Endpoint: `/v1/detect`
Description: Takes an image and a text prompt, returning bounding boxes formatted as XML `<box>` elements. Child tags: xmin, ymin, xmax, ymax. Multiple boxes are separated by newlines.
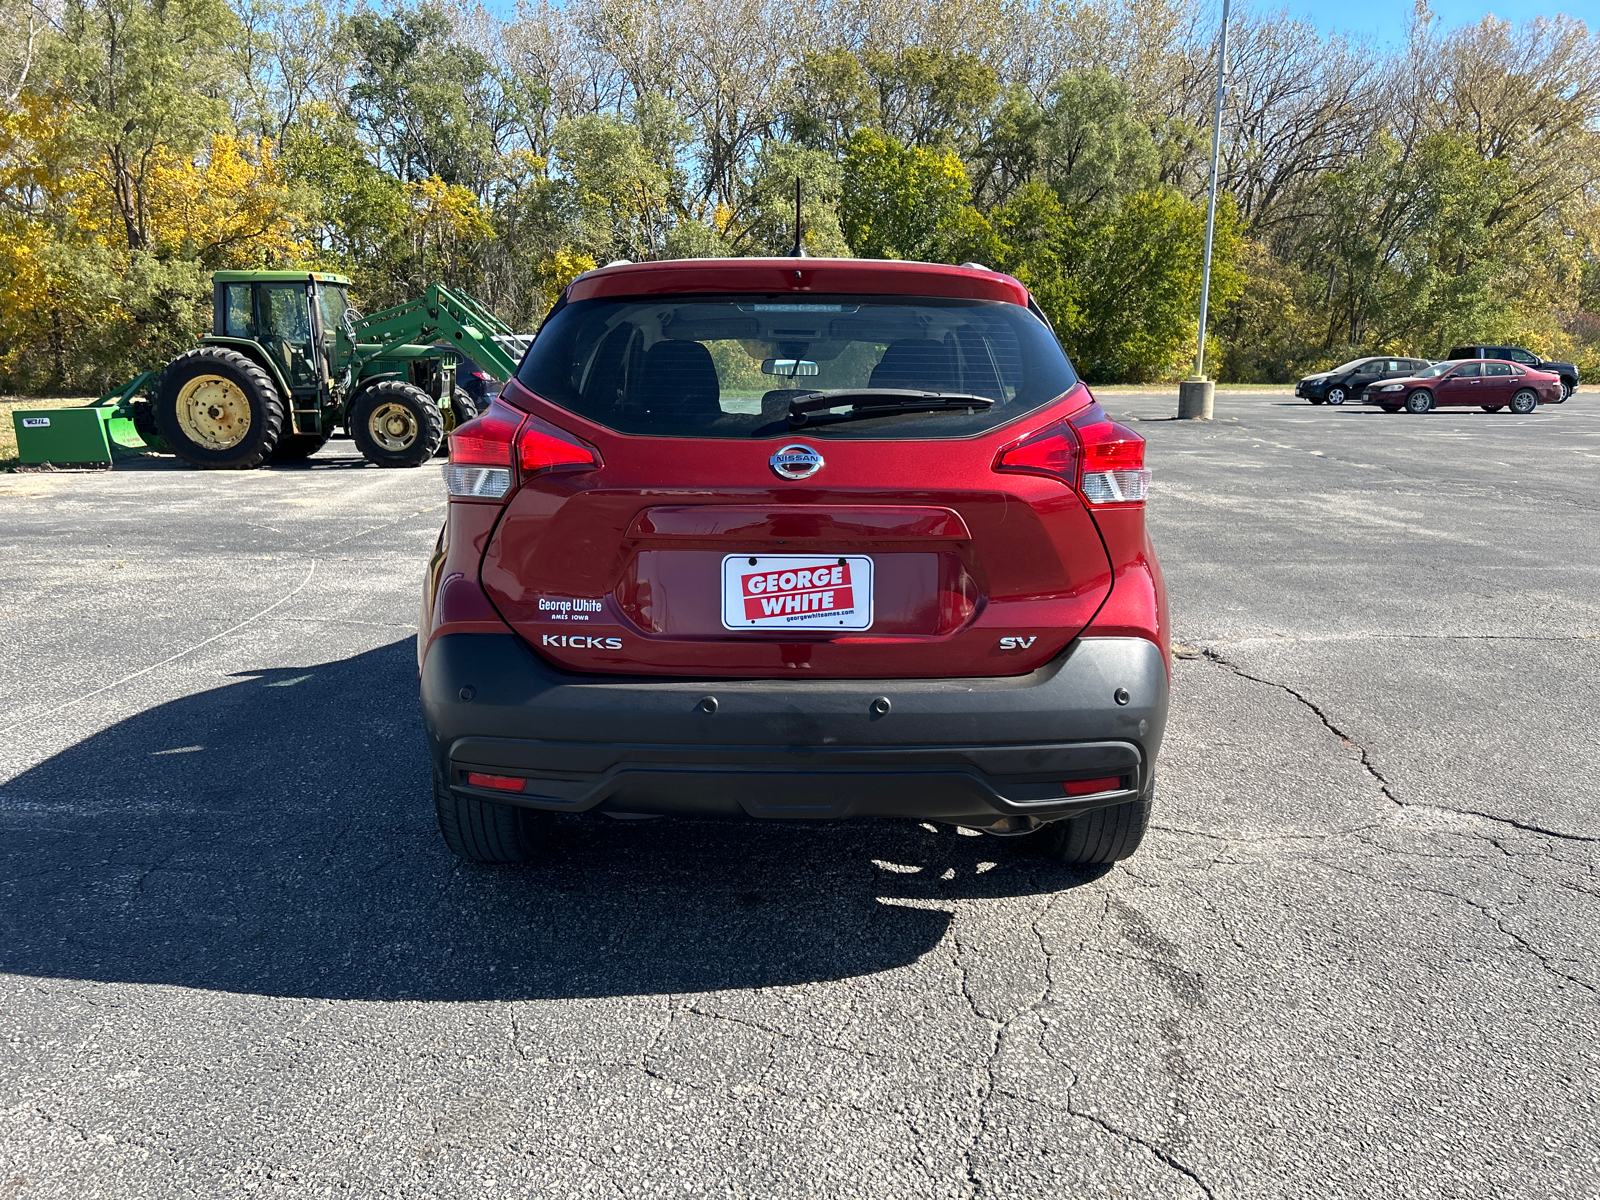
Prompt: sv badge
<box><xmin>998</xmin><ymin>636</ymin><xmax>1037</xmax><ymax>650</ymax></box>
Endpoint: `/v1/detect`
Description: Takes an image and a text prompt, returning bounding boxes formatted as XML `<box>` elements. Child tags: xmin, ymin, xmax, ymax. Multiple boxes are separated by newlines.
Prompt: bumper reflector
<box><xmin>466</xmin><ymin>771</ymin><xmax>526</xmax><ymax>792</ymax></box>
<box><xmin>445</xmin><ymin>464</ymin><xmax>512</xmax><ymax>499</ymax></box>
<box><xmin>1062</xmin><ymin>776</ymin><xmax>1123</xmax><ymax>796</ymax></box>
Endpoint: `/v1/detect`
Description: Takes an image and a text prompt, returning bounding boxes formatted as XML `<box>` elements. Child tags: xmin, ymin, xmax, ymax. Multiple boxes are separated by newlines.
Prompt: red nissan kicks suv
<box><xmin>418</xmin><ymin>259</ymin><xmax>1169</xmax><ymax>865</ymax></box>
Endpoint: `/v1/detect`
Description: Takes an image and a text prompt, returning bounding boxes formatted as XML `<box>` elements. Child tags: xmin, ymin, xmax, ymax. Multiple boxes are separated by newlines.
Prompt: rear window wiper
<box><xmin>787</xmin><ymin>389</ymin><xmax>996</xmax><ymax>428</ymax></box>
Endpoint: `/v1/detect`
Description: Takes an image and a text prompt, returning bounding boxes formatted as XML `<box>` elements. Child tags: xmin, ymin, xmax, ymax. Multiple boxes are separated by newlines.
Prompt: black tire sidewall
<box><xmin>1510</xmin><ymin>390</ymin><xmax>1538</xmax><ymax>414</ymax></box>
<box><xmin>350</xmin><ymin>381</ymin><xmax>445</xmax><ymax>468</ymax></box>
<box><xmin>1406</xmin><ymin>390</ymin><xmax>1432</xmax><ymax>414</ymax></box>
<box><xmin>155</xmin><ymin>348</ymin><xmax>285</xmax><ymax>469</ymax></box>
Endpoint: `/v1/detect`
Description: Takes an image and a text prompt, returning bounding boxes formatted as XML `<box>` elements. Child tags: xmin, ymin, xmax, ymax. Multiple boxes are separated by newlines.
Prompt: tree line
<box><xmin>2</xmin><ymin>0</ymin><xmax>1598</xmax><ymax>392</ymax></box>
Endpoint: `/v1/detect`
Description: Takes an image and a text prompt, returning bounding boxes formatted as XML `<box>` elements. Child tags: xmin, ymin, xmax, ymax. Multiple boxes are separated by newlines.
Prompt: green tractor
<box><xmin>14</xmin><ymin>270</ymin><xmax>525</xmax><ymax>471</ymax></box>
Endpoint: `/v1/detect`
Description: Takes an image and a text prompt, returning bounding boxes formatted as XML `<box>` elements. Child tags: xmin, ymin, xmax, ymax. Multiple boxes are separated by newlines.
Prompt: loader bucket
<box><xmin>12</xmin><ymin>372</ymin><xmax>159</xmax><ymax>468</ymax></box>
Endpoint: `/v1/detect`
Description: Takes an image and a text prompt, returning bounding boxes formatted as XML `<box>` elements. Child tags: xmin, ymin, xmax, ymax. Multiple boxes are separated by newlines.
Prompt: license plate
<box><xmin>721</xmin><ymin>554</ymin><xmax>873</xmax><ymax>631</ymax></box>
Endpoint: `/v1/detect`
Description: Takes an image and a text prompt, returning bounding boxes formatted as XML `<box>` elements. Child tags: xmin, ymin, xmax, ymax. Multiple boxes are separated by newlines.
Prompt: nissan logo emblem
<box><xmin>770</xmin><ymin>444</ymin><xmax>824</xmax><ymax>480</ymax></box>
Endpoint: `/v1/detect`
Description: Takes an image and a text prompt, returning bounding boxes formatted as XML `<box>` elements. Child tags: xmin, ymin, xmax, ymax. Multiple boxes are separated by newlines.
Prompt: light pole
<box><xmin>1178</xmin><ymin>0</ymin><xmax>1231</xmax><ymax>420</ymax></box>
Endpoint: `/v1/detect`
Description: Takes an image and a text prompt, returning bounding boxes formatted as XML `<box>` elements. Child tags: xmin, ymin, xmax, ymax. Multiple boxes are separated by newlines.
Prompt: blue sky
<box><xmin>1278</xmin><ymin>0</ymin><xmax>1592</xmax><ymax>44</ymax></box>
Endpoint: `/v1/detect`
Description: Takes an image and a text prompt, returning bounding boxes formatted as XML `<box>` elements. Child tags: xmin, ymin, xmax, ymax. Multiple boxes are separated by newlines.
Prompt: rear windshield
<box><xmin>515</xmin><ymin>293</ymin><xmax>1078</xmax><ymax>439</ymax></box>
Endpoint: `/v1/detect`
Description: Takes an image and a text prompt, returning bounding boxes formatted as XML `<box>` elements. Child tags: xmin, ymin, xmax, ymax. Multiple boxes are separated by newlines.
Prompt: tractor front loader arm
<box><xmin>343</xmin><ymin>284</ymin><xmax>523</xmax><ymax>382</ymax></box>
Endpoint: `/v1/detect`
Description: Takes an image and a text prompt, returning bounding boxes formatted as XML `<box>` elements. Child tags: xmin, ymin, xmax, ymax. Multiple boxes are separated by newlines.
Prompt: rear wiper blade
<box><xmin>787</xmin><ymin>389</ymin><xmax>996</xmax><ymax>428</ymax></box>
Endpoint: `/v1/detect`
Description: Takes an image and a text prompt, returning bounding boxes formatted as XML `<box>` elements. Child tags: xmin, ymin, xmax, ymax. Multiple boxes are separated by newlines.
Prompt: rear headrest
<box><xmin>634</xmin><ymin>340</ymin><xmax>721</xmax><ymax>416</ymax></box>
<box><xmin>869</xmin><ymin>339</ymin><xmax>957</xmax><ymax>392</ymax></box>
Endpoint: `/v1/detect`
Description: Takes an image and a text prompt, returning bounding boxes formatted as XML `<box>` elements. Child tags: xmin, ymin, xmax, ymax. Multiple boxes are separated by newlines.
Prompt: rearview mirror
<box><xmin>762</xmin><ymin>359</ymin><xmax>818</xmax><ymax>377</ymax></box>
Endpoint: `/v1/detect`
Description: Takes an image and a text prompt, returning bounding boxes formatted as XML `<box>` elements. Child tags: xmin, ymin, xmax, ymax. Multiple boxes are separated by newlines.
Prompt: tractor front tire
<box><xmin>154</xmin><ymin>347</ymin><xmax>285</xmax><ymax>470</ymax></box>
<box><xmin>350</xmin><ymin>380</ymin><xmax>445</xmax><ymax>468</ymax></box>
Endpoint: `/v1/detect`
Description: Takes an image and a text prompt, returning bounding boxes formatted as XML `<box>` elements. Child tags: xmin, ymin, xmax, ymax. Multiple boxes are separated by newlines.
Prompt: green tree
<box><xmin>552</xmin><ymin>112</ymin><xmax>674</xmax><ymax>262</ymax></box>
<box><xmin>995</xmin><ymin>183</ymin><xmax>1239</xmax><ymax>382</ymax></box>
<box><xmin>346</xmin><ymin>4</ymin><xmax>501</xmax><ymax>189</ymax></box>
<box><xmin>726</xmin><ymin>141</ymin><xmax>850</xmax><ymax>256</ymax></box>
<box><xmin>839</xmin><ymin>129</ymin><xmax>995</xmax><ymax>262</ymax></box>
<box><xmin>48</xmin><ymin>0</ymin><xmax>239</xmax><ymax>251</ymax></box>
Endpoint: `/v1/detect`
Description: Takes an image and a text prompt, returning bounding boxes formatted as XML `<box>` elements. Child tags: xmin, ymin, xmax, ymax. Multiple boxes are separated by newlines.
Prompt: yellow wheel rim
<box><xmin>368</xmin><ymin>401</ymin><xmax>419</xmax><ymax>452</ymax></box>
<box><xmin>176</xmin><ymin>375</ymin><xmax>251</xmax><ymax>450</ymax></box>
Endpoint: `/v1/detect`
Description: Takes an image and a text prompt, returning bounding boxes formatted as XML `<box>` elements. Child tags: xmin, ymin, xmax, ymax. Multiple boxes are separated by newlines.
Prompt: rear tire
<box><xmin>1479</xmin><ymin>405</ymin><xmax>1504</xmax><ymax>412</ymax></box>
<box><xmin>1558</xmin><ymin>380</ymin><xmax>1574</xmax><ymax>402</ymax></box>
<box><xmin>432</xmin><ymin>770</ymin><xmax>550</xmax><ymax>863</ymax></box>
<box><xmin>350</xmin><ymin>380</ymin><xmax>445</xmax><ymax>468</ymax></box>
<box><xmin>154</xmin><ymin>346</ymin><xmax>285</xmax><ymax>469</ymax></box>
<box><xmin>1509</xmin><ymin>389</ymin><xmax>1538</xmax><ymax>414</ymax></box>
<box><xmin>1038</xmin><ymin>797</ymin><xmax>1151</xmax><ymax>864</ymax></box>
<box><xmin>1380</xmin><ymin>405</ymin><xmax>1402</xmax><ymax>413</ymax></box>
<box><xmin>1405</xmin><ymin>389</ymin><xmax>1433</xmax><ymax>414</ymax></box>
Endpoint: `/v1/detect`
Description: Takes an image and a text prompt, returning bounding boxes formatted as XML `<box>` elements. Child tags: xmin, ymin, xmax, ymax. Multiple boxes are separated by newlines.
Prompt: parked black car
<box><xmin>453</xmin><ymin>352</ymin><xmax>498</xmax><ymax>409</ymax></box>
<box><xmin>1295</xmin><ymin>357</ymin><xmax>1433</xmax><ymax>405</ymax></box>
<box><xmin>1445</xmin><ymin>345</ymin><xmax>1579</xmax><ymax>401</ymax></box>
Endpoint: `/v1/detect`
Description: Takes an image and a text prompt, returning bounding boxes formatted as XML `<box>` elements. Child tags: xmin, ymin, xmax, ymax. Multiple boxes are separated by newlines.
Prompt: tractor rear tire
<box><xmin>350</xmin><ymin>380</ymin><xmax>445</xmax><ymax>468</ymax></box>
<box><xmin>154</xmin><ymin>347</ymin><xmax>285</xmax><ymax>470</ymax></box>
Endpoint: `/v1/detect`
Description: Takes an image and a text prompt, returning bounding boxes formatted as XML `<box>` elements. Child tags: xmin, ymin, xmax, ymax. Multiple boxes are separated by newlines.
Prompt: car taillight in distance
<box><xmin>445</xmin><ymin>400</ymin><xmax>599</xmax><ymax>500</ymax></box>
<box><xmin>994</xmin><ymin>402</ymin><xmax>1150</xmax><ymax>504</ymax></box>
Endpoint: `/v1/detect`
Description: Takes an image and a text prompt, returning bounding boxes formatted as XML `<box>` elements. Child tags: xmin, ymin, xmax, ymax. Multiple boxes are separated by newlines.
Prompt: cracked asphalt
<box><xmin>1</xmin><ymin>389</ymin><xmax>1597</xmax><ymax>1199</ymax></box>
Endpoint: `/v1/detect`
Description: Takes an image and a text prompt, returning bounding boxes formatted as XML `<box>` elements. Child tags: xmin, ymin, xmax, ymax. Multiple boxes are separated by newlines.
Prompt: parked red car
<box><xmin>1363</xmin><ymin>358</ymin><xmax>1564</xmax><ymax>413</ymax></box>
<box><xmin>418</xmin><ymin>258</ymin><xmax>1168</xmax><ymax>866</ymax></box>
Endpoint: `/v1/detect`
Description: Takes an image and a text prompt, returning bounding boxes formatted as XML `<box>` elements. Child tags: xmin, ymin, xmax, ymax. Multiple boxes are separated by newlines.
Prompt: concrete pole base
<box><xmin>1178</xmin><ymin>379</ymin><xmax>1215</xmax><ymax>420</ymax></box>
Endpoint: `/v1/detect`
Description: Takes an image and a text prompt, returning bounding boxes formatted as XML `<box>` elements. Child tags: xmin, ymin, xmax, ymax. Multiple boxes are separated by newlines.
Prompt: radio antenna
<box><xmin>786</xmin><ymin>177</ymin><xmax>807</xmax><ymax>257</ymax></box>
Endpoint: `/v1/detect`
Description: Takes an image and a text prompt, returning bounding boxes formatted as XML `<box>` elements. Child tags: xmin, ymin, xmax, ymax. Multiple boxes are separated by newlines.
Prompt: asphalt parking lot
<box><xmin>2</xmin><ymin>390</ymin><xmax>1597</xmax><ymax>1199</ymax></box>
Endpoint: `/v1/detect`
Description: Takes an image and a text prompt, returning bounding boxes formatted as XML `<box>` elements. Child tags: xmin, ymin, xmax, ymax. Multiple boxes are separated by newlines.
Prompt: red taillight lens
<box><xmin>1072</xmin><ymin>405</ymin><xmax>1149</xmax><ymax>504</ymax></box>
<box><xmin>1062</xmin><ymin>776</ymin><xmax>1124</xmax><ymax>796</ymax></box>
<box><xmin>994</xmin><ymin>402</ymin><xmax>1149</xmax><ymax>504</ymax></box>
<box><xmin>995</xmin><ymin>418</ymin><xmax>1079</xmax><ymax>483</ymax></box>
<box><xmin>445</xmin><ymin>402</ymin><xmax>598</xmax><ymax>500</ymax></box>
<box><xmin>449</xmin><ymin>398</ymin><xmax>524</xmax><ymax>467</ymax></box>
<box><xmin>517</xmin><ymin>418</ymin><xmax>599</xmax><ymax>474</ymax></box>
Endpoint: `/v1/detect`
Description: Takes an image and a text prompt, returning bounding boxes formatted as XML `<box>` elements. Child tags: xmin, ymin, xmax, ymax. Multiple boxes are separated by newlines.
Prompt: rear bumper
<box><xmin>420</xmin><ymin>634</ymin><xmax>1169</xmax><ymax>827</ymax></box>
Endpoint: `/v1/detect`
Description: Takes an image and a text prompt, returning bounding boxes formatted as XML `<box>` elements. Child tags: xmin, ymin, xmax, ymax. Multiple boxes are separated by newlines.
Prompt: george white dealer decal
<box><xmin>542</xmin><ymin>634</ymin><xmax>622</xmax><ymax>649</ymax></box>
<box><xmin>538</xmin><ymin>595</ymin><xmax>604</xmax><ymax>622</ymax></box>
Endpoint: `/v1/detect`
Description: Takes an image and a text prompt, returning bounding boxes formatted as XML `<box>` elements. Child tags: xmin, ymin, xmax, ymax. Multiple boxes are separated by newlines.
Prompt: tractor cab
<box><xmin>212</xmin><ymin>270</ymin><xmax>350</xmax><ymax>399</ymax></box>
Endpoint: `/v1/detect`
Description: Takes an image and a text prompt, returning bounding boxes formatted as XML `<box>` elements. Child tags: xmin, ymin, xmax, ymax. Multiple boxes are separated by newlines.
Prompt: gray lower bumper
<box><xmin>420</xmin><ymin>635</ymin><xmax>1169</xmax><ymax>825</ymax></box>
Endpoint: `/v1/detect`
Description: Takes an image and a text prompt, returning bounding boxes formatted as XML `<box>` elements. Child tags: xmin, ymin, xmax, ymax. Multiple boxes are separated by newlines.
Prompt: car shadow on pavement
<box><xmin>0</xmin><ymin>638</ymin><xmax>1102</xmax><ymax>1002</ymax></box>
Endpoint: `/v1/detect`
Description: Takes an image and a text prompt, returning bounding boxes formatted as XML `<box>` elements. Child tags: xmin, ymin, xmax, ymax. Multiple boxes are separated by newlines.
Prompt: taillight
<box><xmin>994</xmin><ymin>402</ymin><xmax>1150</xmax><ymax>505</ymax></box>
<box><xmin>445</xmin><ymin>401</ymin><xmax>599</xmax><ymax>500</ymax></box>
<box><xmin>1072</xmin><ymin>406</ymin><xmax>1150</xmax><ymax>504</ymax></box>
<box><xmin>446</xmin><ymin>399</ymin><xmax>523</xmax><ymax>499</ymax></box>
<box><xmin>518</xmin><ymin>419</ymin><xmax>599</xmax><ymax>474</ymax></box>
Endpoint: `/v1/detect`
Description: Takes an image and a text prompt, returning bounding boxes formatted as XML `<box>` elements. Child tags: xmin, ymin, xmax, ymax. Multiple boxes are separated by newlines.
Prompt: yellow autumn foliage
<box><xmin>144</xmin><ymin>135</ymin><xmax>304</xmax><ymax>266</ymax></box>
